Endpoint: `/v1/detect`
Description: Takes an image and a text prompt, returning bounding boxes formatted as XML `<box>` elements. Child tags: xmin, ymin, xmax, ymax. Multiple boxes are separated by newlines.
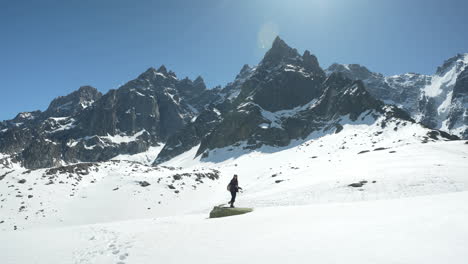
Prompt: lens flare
<box><xmin>257</xmin><ymin>22</ymin><xmax>279</xmax><ymax>49</ymax></box>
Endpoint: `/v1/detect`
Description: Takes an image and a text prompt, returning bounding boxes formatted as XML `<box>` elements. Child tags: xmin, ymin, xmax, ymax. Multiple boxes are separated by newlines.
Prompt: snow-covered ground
<box><xmin>1</xmin><ymin>123</ymin><xmax>468</xmax><ymax>263</ymax></box>
<box><xmin>111</xmin><ymin>145</ymin><xmax>165</xmax><ymax>165</ymax></box>
<box><xmin>3</xmin><ymin>191</ymin><xmax>467</xmax><ymax>264</ymax></box>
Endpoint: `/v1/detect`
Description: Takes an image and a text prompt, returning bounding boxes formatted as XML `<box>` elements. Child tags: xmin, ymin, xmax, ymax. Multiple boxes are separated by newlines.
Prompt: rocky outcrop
<box><xmin>154</xmin><ymin>107</ymin><xmax>224</xmax><ymax>164</ymax></box>
<box><xmin>209</xmin><ymin>206</ymin><xmax>253</xmax><ymax>218</ymax></box>
<box><xmin>20</xmin><ymin>137</ymin><xmax>62</xmax><ymax>169</ymax></box>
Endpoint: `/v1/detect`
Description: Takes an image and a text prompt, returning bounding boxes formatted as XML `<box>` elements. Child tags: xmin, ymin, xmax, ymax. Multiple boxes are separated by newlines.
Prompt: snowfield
<box><xmin>1</xmin><ymin>124</ymin><xmax>468</xmax><ymax>263</ymax></box>
<box><xmin>3</xmin><ymin>191</ymin><xmax>468</xmax><ymax>264</ymax></box>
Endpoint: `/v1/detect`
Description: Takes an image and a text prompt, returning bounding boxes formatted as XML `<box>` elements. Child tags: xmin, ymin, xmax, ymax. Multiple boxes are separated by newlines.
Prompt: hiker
<box><xmin>227</xmin><ymin>174</ymin><xmax>242</xmax><ymax>208</ymax></box>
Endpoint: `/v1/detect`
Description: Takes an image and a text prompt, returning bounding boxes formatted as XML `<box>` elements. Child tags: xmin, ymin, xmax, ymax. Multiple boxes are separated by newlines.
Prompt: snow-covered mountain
<box><xmin>0</xmin><ymin>66</ymin><xmax>221</xmax><ymax>169</ymax></box>
<box><xmin>155</xmin><ymin>37</ymin><xmax>457</xmax><ymax>164</ymax></box>
<box><xmin>0</xmin><ymin>37</ymin><xmax>465</xmax><ymax>170</ymax></box>
<box><xmin>0</xmin><ymin>35</ymin><xmax>462</xmax><ymax>226</ymax></box>
<box><xmin>326</xmin><ymin>53</ymin><xmax>468</xmax><ymax>138</ymax></box>
<box><xmin>1</xmin><ymin>36</ymin><xmax>468</xmax><ymax>264</ymax></box>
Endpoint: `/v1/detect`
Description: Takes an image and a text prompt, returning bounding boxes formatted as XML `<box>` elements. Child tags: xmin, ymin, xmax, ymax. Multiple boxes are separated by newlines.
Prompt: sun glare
<box><xmin>257</xmin><ymin>22</ymin><xmax>279</xmax><ymax>49</ymax></box>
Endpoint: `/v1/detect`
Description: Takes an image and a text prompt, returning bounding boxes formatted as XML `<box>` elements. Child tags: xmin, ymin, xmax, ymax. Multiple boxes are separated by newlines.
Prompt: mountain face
<box><xmin>43</xmin><ymin>85</ymin><xmax>103</xmax><ymax>117</ymax></box>
<box><xmin>154</xmin><ymin>38</ymin><xmax>456</xmax><ymax>164</ymax></box>
<box><xmin>326</xmin><ymin>54</ymin><xmax>468</xmax><ymax>138</ymax></box>
<box><xmin>234</xmin><ymin>37</ymin><xmax>326</xmax><ymax>112</ymax></box>
<box><xmin>0</xmin><ymin>66</ymin><xmax>220</xmax><ymax>169</ymax></box>
<box><xmin>0</xmin><ymin>37</ymin><xmax>463</xmax><ymax>169</ymax></box>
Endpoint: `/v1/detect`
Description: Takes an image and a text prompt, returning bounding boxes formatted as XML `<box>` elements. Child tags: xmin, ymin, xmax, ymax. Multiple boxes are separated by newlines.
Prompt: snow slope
<box><xmin>1</xmin><ymin>122</ymin><xmax>467</xmax><ymax>263</ymax></box>
<box><xmin>3</xmin><ymin>191</ymin><xmax>468</xmax><ymax>264</ymax></box>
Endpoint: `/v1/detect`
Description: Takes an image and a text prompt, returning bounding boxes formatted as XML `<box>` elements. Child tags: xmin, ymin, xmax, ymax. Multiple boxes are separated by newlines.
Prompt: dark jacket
<box><xmin>228</xmin><ymin>178</ymin><xmax>239</xmax><ymax>192</ymax></box>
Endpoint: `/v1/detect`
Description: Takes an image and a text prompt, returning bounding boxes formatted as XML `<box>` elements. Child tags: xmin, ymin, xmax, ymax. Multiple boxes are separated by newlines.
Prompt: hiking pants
<box><xmin>230</xmin><ymin>190</ymin><xmax>237</xmax><ymax>205</ymax></box>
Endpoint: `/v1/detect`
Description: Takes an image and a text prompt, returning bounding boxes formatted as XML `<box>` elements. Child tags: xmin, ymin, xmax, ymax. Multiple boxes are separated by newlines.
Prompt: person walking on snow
<box><xmin>227</xmin><ymin>174</ymin><xmax>242</xmax><ymax>208</ymax></box>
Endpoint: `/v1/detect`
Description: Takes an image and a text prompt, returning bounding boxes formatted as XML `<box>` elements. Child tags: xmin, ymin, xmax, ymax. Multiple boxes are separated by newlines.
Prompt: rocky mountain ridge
<box><xmin>154</xmin><ymin>37</ymin><xmax>458</xmax><ymax>164</ymax></box>
<box><xmin>0</xmin><ymin>37</ymin><xmax>464</xmax><ymax>169</ymax></box>
<box><xmin>0</xmin><ymin>66</ymin><xmax>220</xmax><ymax>168</ymax></box>
<box><xmin>326</xmin><ymin>53</ymin><xmax>468</xmax><ymax>138</ymax></box>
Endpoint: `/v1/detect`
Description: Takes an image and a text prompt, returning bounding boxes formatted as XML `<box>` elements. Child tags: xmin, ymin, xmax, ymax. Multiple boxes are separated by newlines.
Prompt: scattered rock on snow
<box><xmin>373</xmin><ymin>147</ymin><xmax>387</xmax><ymax>151</ymax></box>
<box><xmin>18</xmin><ymin>179</ymin><xmax>26</xmax><ymax>184</ymax></box>
<box><xmin>45</xmin><ymin>163</ymin><xmax>96</xmax><ymax>176</ymax></box>
<box><xmin>357</xmin><ymin>150</ymin><xmax>370</xmax><ymax>154</ymax></box>
<box><xmin>139</xmin><ymin>181</ymin><xmax>151</xmax><ymax>187</ymax></box>
<box><xmin>348</xmin><ymin>180</ymin><xmax>368</xmax><ymax>188</ymax></box>
<box><xmin>0</xmin><ymin>171</ymin><xmax>13</xmax><ymax>181</ymax></box>
<box><xmin>209</xmin><ymin>206</ymin><xmax>253</xmax><ymax>218</ymax></box>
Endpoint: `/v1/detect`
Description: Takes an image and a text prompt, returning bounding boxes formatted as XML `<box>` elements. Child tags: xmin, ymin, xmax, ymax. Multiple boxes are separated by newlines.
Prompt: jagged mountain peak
<box><xmin>77</xmin><ymin>85</ymin><xmax>98</xmax><ymax>94</ymax></box>
<box><xmin>157</xmin><ymin>65</ymin><xmax>168</xmax><ymax>74</ymax></box>
<box><xmin>45</xmin><ymin>85</ymin><xmax>102</xmax><ymax>117</ymax></box>
<box><xmin>231</xmin><ymin>37</ymin><xmax>328</xmax><ymax>111</ymax></box>
<box><xmin>190</xmin><ymin>76</ymin><xmax>207</xmax><ymax>91</ymax></box>
<box><xmin>326</xmin><ymin>63</ymin><xmax>346</xmax><ymax>73</ymax></box>
<box><xmin>435</xmin><ymin>53</ymin><xmax>468</xmax><ymax>76</ymax></box>
<box><xmin>314</xmin><ymin>74</ymin><xmax>381</xmax><ymax>120</ymax></box>
<box><xmin>1</xmin><ymin>39</ymin><xmax>465</xmax><ymax>170</ymax></box>
<box><xmin>138</xmin><ymin>67</ymin><xmax>158</xmax><ymax>79</ymax></box>
<box><xmin>271</xmin><ymin>36</ymin><xmax>291</xmax><ymax>50</ymax></box>
<box><xmin>326</xmin><ymin>63</ymin><xmax>374</xmax><ymax>80</ymax></box>
<box><xmin>301</xmin><ymin>50</ymin><xmax>322</xmax><ymax>73</ymax></box>
<box><xmin>138</xmin><ymin>65</ymin><xmax>177</xmax><ymax>80</ymax></box>
<box><xmin>51</xmin><ymin>85</ymin><xmax>100</xmax><ymax>101</ymax></box>
<box><xmin>12</xmin><ymin>110</ymin><xmax>42</xmax><ymax>122</ymax></box>
<box><xmin>237</xmin><ymin>64</ymin><xmax>252</xmax><ymax>78</ymax></box>
<box><xmin>194</xmin><ymin>76</ymin><xmax>205</xmax><ymax>85</ymax></box>
<box><xmin>324</xmin><ymin>71</ymin><xmax>353</xmax><ymax>87</ymax></box>
<box><xmin>259</xmin><ymin>37</ymin><xmax>326</xmax><ymax>80</ymax></box>
<box><xmin>325</xmin><ymin>52</ymin><xmax>468</xmax><ymax>139</ymax></box>
<box><xmin>261</xmin><ymin>36</ymin><xmax>300</xmax><ymax>66</ymax></box>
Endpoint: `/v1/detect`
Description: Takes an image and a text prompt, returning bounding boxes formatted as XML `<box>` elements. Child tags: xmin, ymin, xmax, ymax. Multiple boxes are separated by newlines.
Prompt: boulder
<box><xmin>139</xmin><ymin>181</ymin><xmax>151</xmax><ymax>187</ymax></box>
<box><xmin>209</xmin><ymin>206</ymin><xmax>253</xmax><ymax>218</ymax></box>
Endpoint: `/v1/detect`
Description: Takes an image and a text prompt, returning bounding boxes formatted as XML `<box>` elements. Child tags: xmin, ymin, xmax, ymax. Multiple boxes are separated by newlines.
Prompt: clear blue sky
<box><xmin>1</xmin><ymin>0</ymin><xmax>467</xmax><ymax>121</ymax></box>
